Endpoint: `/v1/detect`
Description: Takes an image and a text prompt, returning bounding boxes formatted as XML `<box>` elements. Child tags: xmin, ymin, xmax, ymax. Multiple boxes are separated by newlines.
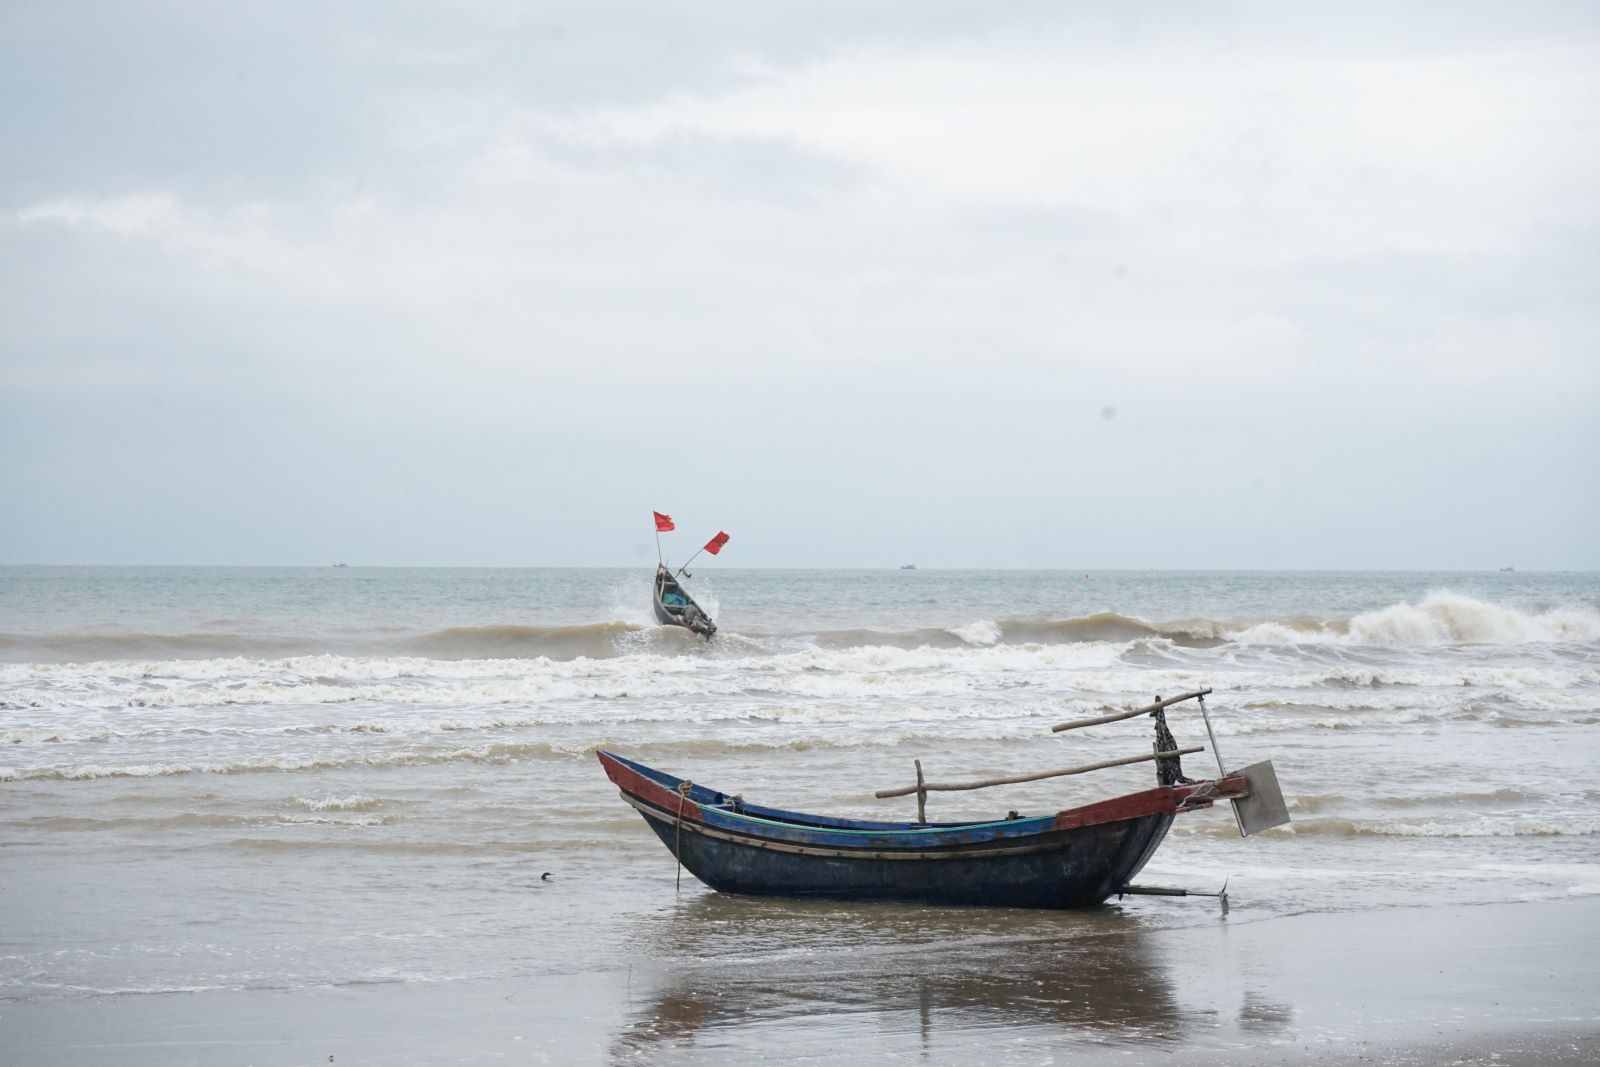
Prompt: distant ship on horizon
<box><xmin>900</xmin><ymin>564</ymin><xmax>917</xmax><ymax>570</ymax></box>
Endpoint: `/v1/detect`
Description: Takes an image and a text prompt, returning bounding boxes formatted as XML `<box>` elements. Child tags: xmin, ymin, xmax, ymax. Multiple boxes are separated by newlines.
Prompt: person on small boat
<box><xmin>657</xmin><ymin>565</ymin><xmax>714</xmax><ymax>636</ymax></box>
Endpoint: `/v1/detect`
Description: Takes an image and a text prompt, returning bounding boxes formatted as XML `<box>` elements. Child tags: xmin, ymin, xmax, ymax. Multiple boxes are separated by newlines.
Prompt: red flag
<box><xmin>703</xmin><ymin>531</ymin><xmax>730</xmax><ymax>555</ymax></box>
<box><xmin>653</xmin><ymin>511</ymin><xmax>675</xmax><ymax>532</ymax></box>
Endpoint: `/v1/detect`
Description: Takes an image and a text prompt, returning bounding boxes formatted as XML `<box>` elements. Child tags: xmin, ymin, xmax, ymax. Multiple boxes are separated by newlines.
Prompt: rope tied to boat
<box><xmin>1150</xmin><ymin>703</ymin><xmax>1195</xmax><ymax>786</ymax></box>
<box><xmin>674</xmin><ymin>780</ymin><xmax>693</xmax><ymax>893</ymax></box>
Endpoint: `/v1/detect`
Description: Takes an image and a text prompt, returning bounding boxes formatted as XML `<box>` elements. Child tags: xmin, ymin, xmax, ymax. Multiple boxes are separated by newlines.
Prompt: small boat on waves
<box><xmin>654</xmin><ymin>563</ymin><xmax>716</xmax><ymax>640</ymax></box>
<box><xmin>599</xmin><ymin>690</ymin><xmax>1288</xmax><ymax>908</ymax></box>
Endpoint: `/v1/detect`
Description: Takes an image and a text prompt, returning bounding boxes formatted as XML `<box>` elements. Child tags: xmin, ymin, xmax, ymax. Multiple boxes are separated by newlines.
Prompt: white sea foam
<box><xmin>2</xmin><ymin>650</ymin><xmax>1593</xmax><ymax>721</ymax></box>
<box><xmin>1228</xmin><ymin>591</ymin><xmax>1600</xmax><ymax>648</ymax></box>
<box><xmin>688</xmin><ymin>584</ymin><xmax>722</xmax><ymax>621</ymax></box>
<box><xmin>947</xmin><ymin>619</ymin><xmax>1003</xmax><ymax>646</ymax></box>
<box><xmin>293</xmin><ymin>794</ymin><xmax>382</xmax><ymax>812</ymax></box>
<box><xmin>1228</xmin><ymin>622</ymin><xmax>1342</xmax><ymax>646</ymax></box>
<box><xmin>278</xmin><ymin>812</ymin><xmax>395</xmax><ymax>827</ymax></box>
<box><xmin>606</xmin><ymin>574</ymin><xmax>658</xmax><ymax>628</ymax></box>
<box><xmin>1349</xmin><ymin>591</ymin><xmax>1600</xmax><ymax>644</ymax></box>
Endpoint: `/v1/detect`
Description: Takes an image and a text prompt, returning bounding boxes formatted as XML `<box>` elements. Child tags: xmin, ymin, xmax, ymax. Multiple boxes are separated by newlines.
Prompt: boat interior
<box><xmin>607</xmin><ymin>750</ymin><xmax>1045</xmax><ymax>834</ymax></box>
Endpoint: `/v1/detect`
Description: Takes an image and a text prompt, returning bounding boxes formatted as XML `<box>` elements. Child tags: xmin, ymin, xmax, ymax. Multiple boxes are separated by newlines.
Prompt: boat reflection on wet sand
<box><xmin>609</xmin><ymin>894</ymin><xmax>1295</xmax><ymax>1063</ymax></box>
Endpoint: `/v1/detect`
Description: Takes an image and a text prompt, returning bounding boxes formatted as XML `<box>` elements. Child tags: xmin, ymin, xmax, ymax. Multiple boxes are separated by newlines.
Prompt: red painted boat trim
<box><xmin>601</xmin><ymin>750</ymin><xmax>704</xmax><ymax>822</ymax></box>
<box><xmin>1049</xmin><ymin>777</ymin><xmax>1248</xmax><ymax>831</ymax></box>
<box><xmin>1049</xmin><ymin>786</ymin><xmax>1179</xmax><ymax>830</ymax></box>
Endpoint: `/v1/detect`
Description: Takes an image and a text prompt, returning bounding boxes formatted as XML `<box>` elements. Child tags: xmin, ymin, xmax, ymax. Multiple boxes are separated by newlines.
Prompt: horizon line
<box><xmin>0</xmin><ymin>563</ymin><xmax>1584</xmax><ymax>574</ymax></box>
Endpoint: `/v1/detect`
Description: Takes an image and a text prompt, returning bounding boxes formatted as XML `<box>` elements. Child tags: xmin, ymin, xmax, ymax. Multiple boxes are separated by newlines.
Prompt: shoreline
<box><xmin>4</xmin><ymin>895</ymin><xmax>1596</xmax><ymax>1065</ymax></box>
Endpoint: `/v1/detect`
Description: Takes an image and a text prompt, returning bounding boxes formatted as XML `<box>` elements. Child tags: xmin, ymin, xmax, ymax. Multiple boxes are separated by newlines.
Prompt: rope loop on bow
<box><xmin>673</xmin><ymin>780</ymin><xmax>693</xmax><ymax>893</ymax></box>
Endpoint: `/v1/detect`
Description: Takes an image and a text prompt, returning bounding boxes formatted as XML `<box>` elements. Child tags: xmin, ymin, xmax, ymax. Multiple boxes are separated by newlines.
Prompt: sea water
<box><xmin>2</xmin><ymin>567</ymin><xmax>1597</xmax><ymax>1000</ymax></box>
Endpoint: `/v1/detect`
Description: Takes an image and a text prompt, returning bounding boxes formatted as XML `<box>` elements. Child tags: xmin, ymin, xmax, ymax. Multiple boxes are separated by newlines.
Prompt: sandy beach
<box><xmin>5</xmin><ymin>895</ymin><xmax>1596</xmax><ymax>1065</ymax></box>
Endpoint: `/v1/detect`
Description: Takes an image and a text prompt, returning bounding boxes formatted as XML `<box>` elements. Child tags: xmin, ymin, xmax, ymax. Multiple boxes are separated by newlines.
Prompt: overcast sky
<box><xmin>2</xmin><ymin>2</ymin><xmax>1596</xmax><ymax>569</ymax></box>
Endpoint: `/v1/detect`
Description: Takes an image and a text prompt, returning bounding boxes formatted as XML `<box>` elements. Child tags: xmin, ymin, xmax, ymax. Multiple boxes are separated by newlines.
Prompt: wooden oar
<box><xmin>874</xmin><ymin>746</ymin><xmax>1204</xmax><ymax>799</ymax></box>
<box><xmin>1050</xmin><ymin>689</ymin><xmax>1213</xmax><ymax>733</ymax></box>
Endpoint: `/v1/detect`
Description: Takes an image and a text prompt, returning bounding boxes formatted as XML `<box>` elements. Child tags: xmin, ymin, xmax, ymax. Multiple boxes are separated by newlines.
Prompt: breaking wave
<box><xmin>1</xmin><ymin>592</ymin><xmax>1593</xmax><ymax>667</ymax></box>
<box><xmin>0</xmin><ymin>630</ymin><xmax>315</xmax><ymax>663</ymax></box>
<box><xmin>1229</xmin><ymin>592</ymin><xmax>1600</xmax><ymax>647</ymax></box>
<box><xmin>1345</xmin><ymin>592</ymin><xmax>1600</xmax><ymax>645</ymax></box>
<box><xmin>0</xmin><ymin>621</ymin><xmax>696</xmax><ymax>665</ymax></box>
<box><xmin>831</xmin><ymin>593</ymin><xmax>1597</xmax><ymax>650</ymax></box>
<box><xmin>402</xmin><ymin>622</ymin><xmax>644</xmax><ymax>660</ymax></box>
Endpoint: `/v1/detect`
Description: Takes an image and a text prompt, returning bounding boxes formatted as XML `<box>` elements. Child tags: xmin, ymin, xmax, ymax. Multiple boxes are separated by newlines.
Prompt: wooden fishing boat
<box><xmin>598</xmin><ymin>691</ymin><xmax>1288</xmax><ymax>909</ymax></box>
<box><xmin>653</xmin><ymin>564</ymin><xmax>716</xmax><ymax>639</ymax></box>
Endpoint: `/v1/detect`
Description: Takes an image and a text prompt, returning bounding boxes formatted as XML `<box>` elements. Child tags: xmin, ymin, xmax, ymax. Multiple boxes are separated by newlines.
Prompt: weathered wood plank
<box><xmin>1050</xmin><ymin>688</ymin><xmax>1214</xmax><ymax>733</ymax></box>
<box><xmin>874</xmin><ymin>746</ymin><xmax>1204</xmax><ymax>798</ymax></box>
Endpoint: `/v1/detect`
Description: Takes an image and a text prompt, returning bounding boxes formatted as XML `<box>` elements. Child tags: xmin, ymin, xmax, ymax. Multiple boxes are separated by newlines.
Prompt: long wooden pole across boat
<box><xmin>673</xmin><ymin>548</ymin><xmax>705</xmax><ymax>580</ymax></box>
<box><xmin>1050</xmin><ymin>689</ymin><xmax>1214</xmax><ymax>733</ymax></box>
<box><xmin>874</xmin><ymin>746</ymin><xmax>1204</xmax><ymax>798</ymax></box>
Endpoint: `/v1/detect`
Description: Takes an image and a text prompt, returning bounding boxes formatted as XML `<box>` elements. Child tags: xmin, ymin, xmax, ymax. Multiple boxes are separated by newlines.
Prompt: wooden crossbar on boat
<box><xmin>874</xmin><ymin>746</ymin><xmax>1204</xmax><ymax>800</ymax></box>
<box><xmin>1050</xmin><ymin>688</ymin><xmax>1213</xmax><ymax>733</ymax></box>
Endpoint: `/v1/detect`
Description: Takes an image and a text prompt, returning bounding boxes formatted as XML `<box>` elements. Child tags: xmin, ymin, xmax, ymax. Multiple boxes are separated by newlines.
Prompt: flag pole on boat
<box><xmin>675</xmin><ymin>530</ymin><xmax>730</xmax><ymax>579</ymax></box>
<box><xmin>652</xmin><ymin>511</ymin><xmax>675</xmax><ymax>566</ymax></box>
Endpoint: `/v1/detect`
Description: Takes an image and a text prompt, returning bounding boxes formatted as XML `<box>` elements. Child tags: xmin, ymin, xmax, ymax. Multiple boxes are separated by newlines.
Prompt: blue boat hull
<box><xmin>639</xmin><ymin>804</ymin><xmax>1174</xmax><ymax>908</ymax></box>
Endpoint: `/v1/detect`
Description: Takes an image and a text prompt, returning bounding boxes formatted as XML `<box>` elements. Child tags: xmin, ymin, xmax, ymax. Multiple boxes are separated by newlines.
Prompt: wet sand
<box><xmin>4</xmin><ymin>895</ymin><xmax>1596</xmax><ymax>1065</ymax></box>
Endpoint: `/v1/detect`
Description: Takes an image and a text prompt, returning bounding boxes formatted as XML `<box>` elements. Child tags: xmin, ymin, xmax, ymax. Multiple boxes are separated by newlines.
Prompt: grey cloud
<box><xmin>3</xmin><ymin>2</ymin><xmax>1597</xmax><ymax>567</ymax></box>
